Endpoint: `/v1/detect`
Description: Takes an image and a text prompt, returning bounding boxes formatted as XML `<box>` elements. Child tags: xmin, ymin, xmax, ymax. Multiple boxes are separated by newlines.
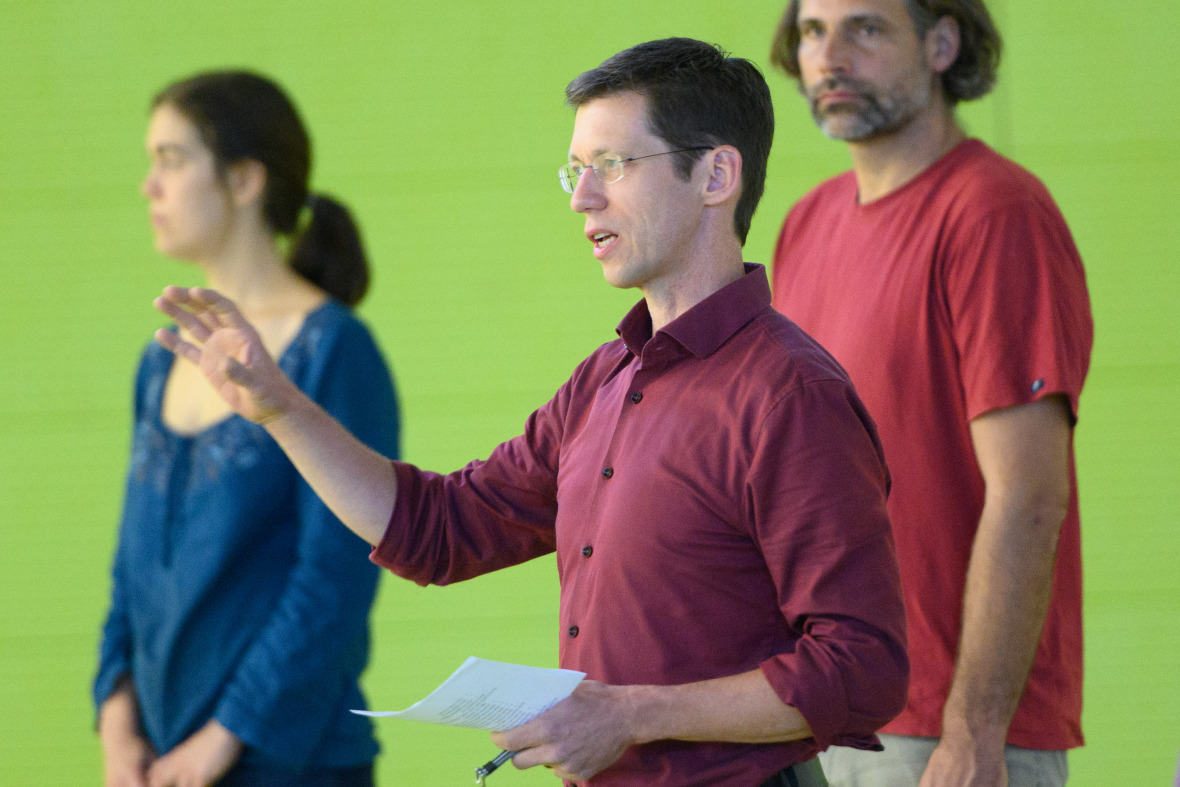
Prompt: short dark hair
<box><xmin>566</xmin><ymin>38</ymin><xmax>774</xmax><ymax>246</ymax></box>
<box><xmin>770</xmin><ymin>0</ymin><xmax>1002</xmax><ymax>105</ymax></box>
<box><xmin>153</xmin><ymin>71</ymin><xmax>370</xmax><ymax>305</ymax></box>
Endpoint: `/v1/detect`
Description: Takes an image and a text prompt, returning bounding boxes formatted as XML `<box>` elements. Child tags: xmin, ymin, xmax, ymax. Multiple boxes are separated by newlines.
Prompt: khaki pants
<box><xmin>819</xmin><ymin>734</ymin><xmax>1068</xmax><ymax>787</ymax></box>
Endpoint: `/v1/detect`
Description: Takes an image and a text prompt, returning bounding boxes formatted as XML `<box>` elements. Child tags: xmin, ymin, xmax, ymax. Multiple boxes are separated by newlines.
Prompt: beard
<box><xmin>804</xmin><ymin>73</ymin><xmax>934</xmax><ymax>142</ymax></box>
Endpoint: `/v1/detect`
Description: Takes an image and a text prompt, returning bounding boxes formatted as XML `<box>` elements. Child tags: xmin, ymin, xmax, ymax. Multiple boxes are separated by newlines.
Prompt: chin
<box><xmin>155</xmin><ymin>242</ymin><xmax>183</xmax><ymax>260</ymax></box>
<box><xmin>600</xmin><ymin>266</ymin><xmax>639</xmax><ymax>291</ymax></box>
<box><xmin>154</xmin><ymin>239</ymin><xmax>198</xmax><ymax>263</ymax></box>
<box><xmin>817</xmin><ymin>119</ymin><xmax>862</xmax><ymax>141</ymax></box>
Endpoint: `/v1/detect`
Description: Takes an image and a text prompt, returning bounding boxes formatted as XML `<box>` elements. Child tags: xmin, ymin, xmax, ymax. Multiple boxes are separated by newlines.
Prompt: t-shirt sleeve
<box><xmin>942</xmin><ymin>193</ymin><xmax>1093</xmax><ymax>422</ymax></box>
<box><xmin>750</xmin><ymin>379</ymin><xmax>909</xmax><ymax>750</ymax></box>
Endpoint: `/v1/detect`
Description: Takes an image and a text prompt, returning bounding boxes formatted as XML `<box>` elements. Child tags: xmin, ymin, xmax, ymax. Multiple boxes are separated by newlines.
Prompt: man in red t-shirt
<box><xmin>768</xmin><ymin>2</ymin><xmax>1093</xmax><ymax>786</ymax></box>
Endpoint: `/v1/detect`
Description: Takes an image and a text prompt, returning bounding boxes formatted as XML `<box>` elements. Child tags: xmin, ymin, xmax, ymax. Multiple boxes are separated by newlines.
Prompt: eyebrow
<box><xmin>569</xmin><ymin>147</ymin><xmax>619</xmax><ymax>163</ymax></box>
<box><xmin>799</xmin><ymin>12</ymin><xmax>893</xmax><ymax>28</ymax></box>
<box><xmin>149</xmin><ymin>142</ymin><xmax>193</xmax><ymax>156</ymax></box>
<box><xmin>845</xmin><ymin>12</ymin><xmax>892</xmax><ymax>26</ymax></box>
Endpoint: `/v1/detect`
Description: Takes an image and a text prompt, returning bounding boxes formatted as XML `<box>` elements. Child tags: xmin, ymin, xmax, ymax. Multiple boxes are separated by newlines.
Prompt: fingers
<box><xmin>145</xmin><ymin>760</ymin><xmax>174</xmax><ymax>787</ymax></box>
<box><xmin>505</xmin><ymin>746</ymin><xmax>556</xmax><ymax>772</ymax></box>
<box><xmin>509</xmin><ymin>748</ymin><xmax>580</xmax><ymax>782</ymax></box>
<box><xmin>154</xmin><ymin>287</ymin><xmax>258</xmax><ymax>342</ymax></box>
<box><xmin>154</xmin><ymin>291</ymin><xmax>214</xmax><ymax>343</ymax></box>
<box><xmin>192</xmin><ymin>287</ymin><xmax>261</xmax><ymax>335</ymax></box>
<box><xmin>104</xmin><ymin>764</ymin><xmax>150</xmax><ymax>787</ymax></box>
<box><xmin>153</xmin><ymin>328</ymin><xmax>201</xmax><ymax>366</ymax></box>
<box><xmin>490</xmin><ymin>717</ymin><xmax>541</xmax><ymax>755</ymax></box>
<box><xmin>489</xmin><ymin>727</ymin><xmax>566</xmax><ymax>776</ymax></box>
<box><xmin>153</xmin><ymin>287</ymin><xmax>265</xmax><ymax>377</ymax></box>
<box><xmin>487</xmin><ymin>682</ymin><xmax>626</xmax><ymax>782</ymax></box>
<box><xmin>485</xmin><ymin>739</ymin><xmax>589</xmax><ymax>782</ymax></box>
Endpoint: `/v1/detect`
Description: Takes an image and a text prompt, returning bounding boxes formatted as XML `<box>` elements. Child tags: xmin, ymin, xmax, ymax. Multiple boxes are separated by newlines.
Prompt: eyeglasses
<box><xmin>558</xmin><ymin>147</ymin><xmax>712</xmax><ymax>193</ymax></box>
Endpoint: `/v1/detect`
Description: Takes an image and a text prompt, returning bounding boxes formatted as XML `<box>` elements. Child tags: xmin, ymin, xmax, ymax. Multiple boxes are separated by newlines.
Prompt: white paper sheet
<box><xmin>352</xmin><ymin>657</ymin><xmax>585</xmax><ymax>732</ymax></box>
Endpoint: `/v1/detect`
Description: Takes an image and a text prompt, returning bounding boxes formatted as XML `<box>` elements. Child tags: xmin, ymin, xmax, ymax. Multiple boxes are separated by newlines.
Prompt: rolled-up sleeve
<box><xmin>370</xmin><ymin>359</ymin><xmax>585</xmax><ymax>585</ymax></box>
<box><xmin>751</xmin><ymin>379</ymin><xmax>909</xmax><ymax>750</ymax></box>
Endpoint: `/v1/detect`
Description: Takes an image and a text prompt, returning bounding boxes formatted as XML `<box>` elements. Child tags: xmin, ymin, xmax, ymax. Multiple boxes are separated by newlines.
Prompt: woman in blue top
<box><xmin>94</xmin><ymin>71</ymin><xmax>399</xmax><ymax>787</ymax></box>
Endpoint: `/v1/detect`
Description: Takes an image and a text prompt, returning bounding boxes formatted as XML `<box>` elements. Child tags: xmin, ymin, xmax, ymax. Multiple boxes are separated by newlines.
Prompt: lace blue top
<box><xmin>94</xmin><ymin>300</ymin><xmax>400</xmax><ymax>769</ymax></box>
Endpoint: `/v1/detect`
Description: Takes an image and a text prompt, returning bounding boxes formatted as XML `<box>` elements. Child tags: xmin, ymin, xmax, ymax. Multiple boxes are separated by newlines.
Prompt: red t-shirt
<box><xmin>373</xmin><ymin>265</ymin><xmax>910</xmax><ymax>785</ymax></box>
<box><xmin>772</xmin><ymin>140</ymin><xmax>1093</xmax><ymax>750</ymax></box>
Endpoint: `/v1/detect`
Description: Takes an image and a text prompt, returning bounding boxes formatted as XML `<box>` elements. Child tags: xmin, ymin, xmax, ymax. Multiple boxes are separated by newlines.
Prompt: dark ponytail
<box><xmin>152</xmin><ymin>70</ymin><xmax>371</xmax><ymax>306</ymax></box>
<box><xmin>290</xmin><ymin>193</ymin><xmax>370</xmax><ymax>306</ymax></box>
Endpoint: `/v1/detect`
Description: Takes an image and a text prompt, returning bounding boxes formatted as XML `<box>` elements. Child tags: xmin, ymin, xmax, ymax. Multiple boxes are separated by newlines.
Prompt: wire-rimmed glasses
<box><xmin>558</xmin><ymin>147</ymin><xmax>712</xmax><ymax>193</ymax></box>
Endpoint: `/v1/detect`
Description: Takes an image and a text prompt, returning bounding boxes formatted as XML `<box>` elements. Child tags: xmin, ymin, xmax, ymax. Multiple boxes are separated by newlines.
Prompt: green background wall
<box><xmin>1</xmin><ymin>1</ymin><xmax>1176</xmax><ymax>784</ymax></box>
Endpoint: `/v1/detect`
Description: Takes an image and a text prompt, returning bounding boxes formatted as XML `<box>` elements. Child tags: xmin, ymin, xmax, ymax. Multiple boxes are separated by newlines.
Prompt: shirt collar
<box><xmin>616</xmin><ymin>263</ymin><xmax>771</xmax><ymax>359</ymax></box>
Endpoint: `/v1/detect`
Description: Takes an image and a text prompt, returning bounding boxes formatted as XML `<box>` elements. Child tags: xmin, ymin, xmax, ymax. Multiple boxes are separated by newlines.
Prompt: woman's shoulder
<box><xmin>293</xmin><ymin>299</ymin><xmax>375</xmax><ymax>353</ymax></box>
<box><xmin>134</xmin><ymin>334</ymin><xmax>176</xmax><ymax>386</ymax></box>
<box><xmin>281</xmin><ymin>299</ymin><xmax>387</xmax><ymax>380</ymax></box>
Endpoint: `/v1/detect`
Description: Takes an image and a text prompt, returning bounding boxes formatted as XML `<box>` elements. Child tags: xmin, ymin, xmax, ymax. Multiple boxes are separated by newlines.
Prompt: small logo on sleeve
<box><xmin>1031</xmin><ymin>378</ymin><xmax>1045</xmax><ymax>393</ymax></box>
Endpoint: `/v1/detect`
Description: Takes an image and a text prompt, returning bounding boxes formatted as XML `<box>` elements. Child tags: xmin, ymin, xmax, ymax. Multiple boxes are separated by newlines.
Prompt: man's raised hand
<box><xmin>153</xmin><ymin>287</ymin><xmax>298</xmax><ymax>424</ymax></box>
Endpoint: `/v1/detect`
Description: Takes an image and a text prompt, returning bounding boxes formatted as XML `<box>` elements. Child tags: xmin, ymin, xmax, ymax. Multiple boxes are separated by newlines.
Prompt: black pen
<box><xmin>475</xmin><ymin>749</ymin><xmax>517</xmax><ymax>785</ymax></box>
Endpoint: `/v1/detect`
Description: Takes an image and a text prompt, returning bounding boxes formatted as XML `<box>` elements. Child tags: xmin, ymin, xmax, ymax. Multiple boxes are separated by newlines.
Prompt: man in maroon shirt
<box><xmin>769</xmin><ymin>2</ymin><xmax>1093</xmax><ymax>786</ymax></box>
<box><xmin>153</xmin><ymin>38</ymin><xmax>908</xmax><ymax>786</ymax></box>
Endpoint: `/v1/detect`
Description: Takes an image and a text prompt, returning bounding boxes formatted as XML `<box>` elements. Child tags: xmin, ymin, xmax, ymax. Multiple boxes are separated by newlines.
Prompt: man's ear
<box><xmin>225</xmin><ymin>159</ymin><xmax>267</xmax><ymax>208</ymax></box>
<box><xmin>702</xmin><ymin>145</ymin><xmax>742</xmax><ymax>206</ymax></box>
<box><xmin>927</xmin><ymin>16</ymin><xmax>961</xmax><ymax>75</ymax></box>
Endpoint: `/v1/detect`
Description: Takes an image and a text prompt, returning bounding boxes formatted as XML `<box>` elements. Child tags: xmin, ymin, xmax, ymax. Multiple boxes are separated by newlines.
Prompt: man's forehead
<box><xmin>572</xmin><ymin>90</ymin><xmax>651</xmax><ymax>121</ymax></box>
<box><xmin>569</xmin><ymin>91</ymin><xmax>655</xmax><ymax>156</ymax></box>
<box><xmin>799</xmin><ymin>0</ymin><xmax>908</xmax><ymax>21</ymax></box>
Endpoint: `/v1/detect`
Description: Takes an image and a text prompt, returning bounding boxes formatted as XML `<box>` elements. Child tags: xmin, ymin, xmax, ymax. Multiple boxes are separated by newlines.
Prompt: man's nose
<box><xmin>570</xmin><ymin>167</ymin><xmax>606</xmax><ymax>213</ymax></box>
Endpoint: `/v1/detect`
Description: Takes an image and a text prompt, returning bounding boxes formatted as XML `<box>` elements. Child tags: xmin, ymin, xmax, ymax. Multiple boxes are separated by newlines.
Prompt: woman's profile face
<box><xmin>141</xmin><ymin>103</ymin><xmax>234</xmax><ymax>261</ymax></box>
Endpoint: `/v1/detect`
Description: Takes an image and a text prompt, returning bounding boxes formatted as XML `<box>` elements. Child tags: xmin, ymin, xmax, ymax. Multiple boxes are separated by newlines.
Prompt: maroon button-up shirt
<box><xmin>373</xmin><ymin>265</ymin><xmax>908</xmax><ymax>786</ymax></box>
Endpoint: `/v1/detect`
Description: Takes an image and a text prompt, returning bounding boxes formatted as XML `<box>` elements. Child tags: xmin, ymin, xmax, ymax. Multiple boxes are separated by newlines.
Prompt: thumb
<box><xmin>221</xmin><ymin>356</ymin><xmax>256</xmax><ymax>389</ymax></box>
<box><xmin>221</xmin><ymin>354</ymin><xmax>292</xmax><ymax>425</ymax></box>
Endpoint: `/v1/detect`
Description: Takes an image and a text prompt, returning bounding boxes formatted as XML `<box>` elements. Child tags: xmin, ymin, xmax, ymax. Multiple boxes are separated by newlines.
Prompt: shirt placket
<box><xmin>563</xmin><ymin>337</ymin><xmax>678</xmax><ymax>654</ymax></box>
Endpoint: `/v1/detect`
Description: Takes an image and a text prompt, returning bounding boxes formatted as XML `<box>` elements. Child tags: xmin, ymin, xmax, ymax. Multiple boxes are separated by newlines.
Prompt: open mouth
<box><xmin>592</xmin><ymin>232</ymin><xmax>617</xmax><ymax>249</ymax></box>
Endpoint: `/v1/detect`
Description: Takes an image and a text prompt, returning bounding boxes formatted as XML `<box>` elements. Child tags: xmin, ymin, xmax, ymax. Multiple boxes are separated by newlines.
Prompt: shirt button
<box><xmin>630</xmin><ymin>392</ymin><xmax>643</xmax><ymax>404</ymax></box>
<box><xmin>602</xmin><ymin>466</ymin><xmax>613</xmax><ymax>479</ymax></box>
<box><xmin>568</xmin><ymin>625</ymin><xmax>579</xmax><ymax>638</ymax></box>
<box><xmin>581</xmin><ymin>545</ymin><xmax>593</xmax><ymax>558</ymax></box>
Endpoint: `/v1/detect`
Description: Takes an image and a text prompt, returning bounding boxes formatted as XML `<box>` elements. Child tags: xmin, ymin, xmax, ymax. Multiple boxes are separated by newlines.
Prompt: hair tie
<box><xmin>294</xmin><ymin>193</ymin><xmax>315</xmax><ymax>236</ymax></box>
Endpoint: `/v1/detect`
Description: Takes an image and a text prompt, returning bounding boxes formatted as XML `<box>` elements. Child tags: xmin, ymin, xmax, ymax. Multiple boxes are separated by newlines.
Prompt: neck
<box><xmin>197</xmin><ymin>221</ymin><xmax>323</xmax><ymax>318</ymax></box>
<box><xmin>643</xmin><ymin>243</ymin><xmax>745</xmax><ymax>333</ymax></box>
<box><xmin>848</xmin><ymin>105</ymin><xmax>966</xmax><ymax>204</ymax></box>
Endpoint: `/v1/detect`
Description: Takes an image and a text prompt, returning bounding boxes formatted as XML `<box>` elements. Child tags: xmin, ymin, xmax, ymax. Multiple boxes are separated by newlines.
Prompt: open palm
<box><xmin>154</xmin><ymin>286</ymin><xmax>295</xmax><ymax>424</ymax></box>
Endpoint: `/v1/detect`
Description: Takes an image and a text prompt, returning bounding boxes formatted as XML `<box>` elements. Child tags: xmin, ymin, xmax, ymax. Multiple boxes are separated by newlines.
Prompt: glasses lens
<box><xmin>558</xmin><ymin>164</ymin><xmax>579</xmax><ymax>194</ymax></box>
<box><xmin>600</xmin><ymin>157</ymin><xmax>625</xmax><ymax>184</ymax></box>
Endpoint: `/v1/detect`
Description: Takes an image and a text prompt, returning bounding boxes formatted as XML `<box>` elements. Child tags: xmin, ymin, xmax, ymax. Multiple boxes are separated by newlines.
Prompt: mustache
<box><xmin>806</xmin><ymin>75</ymin><xmax>873</xmax><ymax>101</ymax></box>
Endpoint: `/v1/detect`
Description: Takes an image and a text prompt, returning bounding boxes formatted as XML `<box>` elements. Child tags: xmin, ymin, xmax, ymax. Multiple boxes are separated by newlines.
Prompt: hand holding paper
<box><xmin>489</xmin><ymin>678</ymin><xmax>639</xmax><ymax>783</ymax></box>
<box><xmin>356</xmin><ymin>657</ymin><xmax>636</xmax><ymax>782</ymax></box>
